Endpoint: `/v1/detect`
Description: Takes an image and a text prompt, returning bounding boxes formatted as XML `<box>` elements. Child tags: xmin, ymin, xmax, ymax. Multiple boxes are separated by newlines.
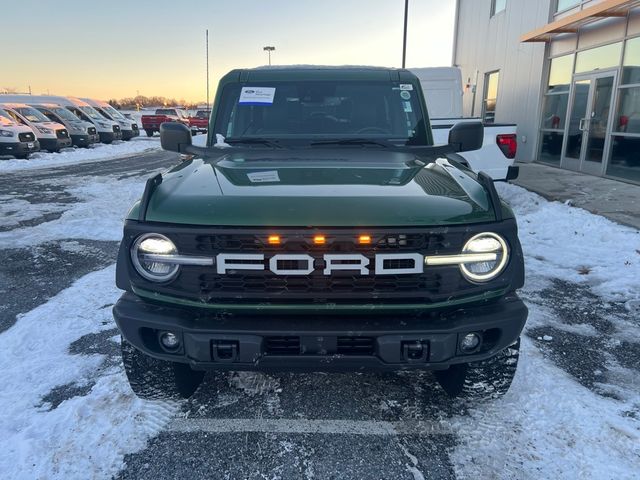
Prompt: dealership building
<box><xmin>452</xmin><ymin>0</ymin><xmax>640</xmax><ymax>184</ymax></box>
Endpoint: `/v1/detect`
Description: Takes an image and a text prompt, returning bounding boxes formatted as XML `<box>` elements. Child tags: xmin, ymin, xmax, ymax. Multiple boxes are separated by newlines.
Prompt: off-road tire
<box><xmin>145</xmin><ymin>129</ymin><xmax>154</xmax><ymax>137</ymax></box>
<box><xmin>434</xmin><ymin>338</ymin><xmax>520</xmax><ymax>401</ymax></box>
<box><xmin>121</xmin><ymin>337</ymin><xmax>205</xmax><ymax>400</ymax></box>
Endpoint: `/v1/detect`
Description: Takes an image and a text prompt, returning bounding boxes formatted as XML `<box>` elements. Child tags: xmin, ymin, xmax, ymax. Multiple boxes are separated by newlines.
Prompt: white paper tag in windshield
<box><xmin>239</xmin><ymin>87</ymin><xmax>276</xmax><ymax>105</ymax></box>
<box><xmin>247</xmin><ymin>170</ymin><xmax>280</xmax><ymax>183</ymax></box>
<box><xmin>399</xmin><ymin>84</ymin><xmax>414</xmax><ymax>91</ymax></box>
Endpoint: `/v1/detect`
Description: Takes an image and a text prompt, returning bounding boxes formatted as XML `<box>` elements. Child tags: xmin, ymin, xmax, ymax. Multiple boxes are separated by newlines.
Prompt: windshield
<box><xmin>94</xmin><ymin>107</ymin><xmax>112</xmax><ymax>120</ymax></box>
<box><xmin>79</xmin><ymin>105</ymin><xmax>104</xmax><ymax>120</ymax></box>
<box><xmin>49</xmin><ymin>107</ymin><xmax>81</xmax><ymax>122</ymax></box>
<box><xmin>102</xmin><ymin>105</ymin><xmax>125</xmax><ymax>120</ymax></box>
<box><xmin>213</xmin><ymin>81</ymin><xmax>428</xmax><ymax>146</ymax></box>
<box><xmin>0</xmin><ymin>109</ymin><xmax>16</xmax><ymax>126</ymax></box>
<box><xmin>15</xmin><ymin>106</ymin><xmax>50</xmax><ymax>123</ymax></box>
<box><xmin>195</xmin><ymin>110</ymin><xmax>210</xmax><ymax>118</ymax></box>
<box><xmin>156</xmin><ymin>109</ymin><xmax>177</xmax><ymax>116</ymax></box>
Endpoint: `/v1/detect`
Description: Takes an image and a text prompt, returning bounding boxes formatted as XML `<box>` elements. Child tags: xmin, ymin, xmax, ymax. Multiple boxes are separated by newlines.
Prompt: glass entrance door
<box><xmin>562</xmin><ymin>72</ymin><xmax>616</xmax><ymax>175</ymax></box>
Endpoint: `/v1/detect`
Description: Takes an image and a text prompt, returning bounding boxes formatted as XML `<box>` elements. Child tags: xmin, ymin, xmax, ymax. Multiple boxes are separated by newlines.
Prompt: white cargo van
<box><xmin>81</xmin><ymin>98</ymin><xmax>139</xmax><ymax>140</ymax></box>
<box><xmin>0</xmin><ymin>107</ymin><xmax>40</xmax><ymax>158</ymax></box>
<box><xmin>0</xmin><ymin>103</ymin><xmax>71</xmax><ymax>152</ymax></box>
<box><xmin>32</xmin><ymin>103</ymin><xmax>100</xmax><ymax>148</ymax></box>
<box><xmin>0</xmin><ymin>95</ymin><xmax>122</xmax><ymax>144</ymax></box>
<box><xmin>410</xmin><ymin>67</ymin><xmax>518</xmax><ymax>180</ymax></box>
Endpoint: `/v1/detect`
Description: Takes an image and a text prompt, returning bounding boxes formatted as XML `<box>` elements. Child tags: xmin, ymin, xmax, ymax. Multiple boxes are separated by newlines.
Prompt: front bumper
<box><xmin>114</xmin><ymin>292</ymin><xmax>527</xmax><ymax>372</ymax></box>
<box><xmin>39</xmin><ymin>137</ymin><xmax>72</xmax><ymax>152</ymax></box>
<box><xmin>71</xmin><ymin>133</ymin><xmax>100</xmax><ymax>147</ymax></box>
<box><xmin>98</xmin><ymin>130</ymin><xmax>123</xmax><ymax>143</ymax></box>
<box><xmin>0</xmin><ymin>140</ymin><xmax>41</xmax><ymax>156</ymax></box>
<box><xmin>122</xmin><ymin>128</ymin><xmax>140</xmax><ymax>140</ymax></box>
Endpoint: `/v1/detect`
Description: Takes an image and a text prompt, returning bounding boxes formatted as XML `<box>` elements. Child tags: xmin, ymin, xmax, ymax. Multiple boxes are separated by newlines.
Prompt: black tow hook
<box><xmin>212</xmin><ymin>340</ymin><xmax>239</xmax><ymax>362</ymax></box>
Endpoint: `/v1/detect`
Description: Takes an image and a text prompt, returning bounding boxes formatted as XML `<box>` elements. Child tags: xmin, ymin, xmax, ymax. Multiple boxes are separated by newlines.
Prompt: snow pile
<box><xmin>497</xmin><ymin>183</ymin><xmax>640</xmax><ymax>302</ymax></box>
<box><xmin>0</xmin><ymin>266</ymin><xmax>179</xmax><ymax>480</ymax></box>
<box><xmin>450</xmin><ymin>336</ymin><xmax>640</xmax><ymax>479</ymax></box>
<box><xmin>0</xmin><ymin>137</ymin><xmax>160</xmax><ymax>173</ymax></box>
<box><xmin>0</xmin><ymin>174</ymin><xmax>149</xmax><ymax>247</ymax></box>
<box><xmin>449</xmin><ymin>184</ymin><xmax>640</xmax><ymax>478</ymax></box>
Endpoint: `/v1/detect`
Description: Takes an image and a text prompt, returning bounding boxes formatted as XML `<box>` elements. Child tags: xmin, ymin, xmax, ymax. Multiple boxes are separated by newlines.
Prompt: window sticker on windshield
<box><xmin>399</xmin><ymin>84</ymin><xmax>413</xmax><ymax>91</ymax></box>
<box><xmin>403</xmin><ymin>101</ymin><xmax>413</xmax><ymax>113</ymax></box>
<box><xmin>400</xmin><ymin>90</ymin><xmax>411</xmax><ymax>100</ymax></box>
<box><xmin>239</xmin><ymin>87</ymin><xmax>276</xmax><ymax>105</ymax></box>
<box><xmin>247</xmin><ymin>170</ymin><xmax>280</xmax><ymax>183</ymax></box>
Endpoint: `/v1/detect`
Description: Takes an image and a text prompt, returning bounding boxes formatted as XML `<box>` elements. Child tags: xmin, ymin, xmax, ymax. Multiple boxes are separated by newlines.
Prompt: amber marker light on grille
<box><xmin>313</xmin><ymin>235</ymin><xmax>326</xmax><ymax>245</ymax></box>
<box><xmin>358</xmin><ymin>235</ymin><xmax>372</xmax><ymax>245</ymax></box>
<box><xmin>268</xmin><ymin>235</ymin><xmax>281</xmax><ymax>245</ymax></box>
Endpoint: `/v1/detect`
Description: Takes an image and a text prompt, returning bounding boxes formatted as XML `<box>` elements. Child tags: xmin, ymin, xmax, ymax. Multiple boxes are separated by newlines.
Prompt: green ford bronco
<box><xmin>114</xmin><ymin>66</ymin><xmax>527</xmax><ymax>401</ymax></box>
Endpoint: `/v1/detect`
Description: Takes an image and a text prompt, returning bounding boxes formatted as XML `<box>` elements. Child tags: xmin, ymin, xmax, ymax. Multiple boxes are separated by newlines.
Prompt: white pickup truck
<box><xmin>411</xmin><ymin>67</ymin><xmax>517</xmax><ymax>180</ymax></box>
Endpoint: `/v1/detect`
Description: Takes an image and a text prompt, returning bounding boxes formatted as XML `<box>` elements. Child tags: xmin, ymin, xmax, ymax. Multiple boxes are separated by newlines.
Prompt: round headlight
<box><xmin>131</xmin><ymin>233</ymin><xmax>179</xmax><ymax>282</ymax></box>
<box><xmin>460</xmin><ymin>232</ymin><xmax>509</xmax><ymax>282</ymax></box>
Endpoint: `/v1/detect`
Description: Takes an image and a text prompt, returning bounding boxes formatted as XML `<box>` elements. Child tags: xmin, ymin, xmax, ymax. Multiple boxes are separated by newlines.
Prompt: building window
<box><xmin>575</xmin><ymin>42</ymin><xmax>622</xmax><ymax>74</ymax></box>
<box><xmin>482</xmin><ymin>71</ymin><xmax>500</xmax><ymax>123</ymax></box>
<box><xmin>607</xmin><ymin>36</ymin><xmax>640</xmax><ymax>183</ymax></box>
<box><xmin>491</xmin><ymin>0</ymin><xmax>506</xmax><ymax>17</ymax></box>
<box><xmin>539</xmin><ymin>54</ymin><xmax>574</xmax><ymax>165</ymax></box>
<box><xmin>556</xmin><ymin>0</ymin><xmax>580</xmax><ymax>13</ymax></box>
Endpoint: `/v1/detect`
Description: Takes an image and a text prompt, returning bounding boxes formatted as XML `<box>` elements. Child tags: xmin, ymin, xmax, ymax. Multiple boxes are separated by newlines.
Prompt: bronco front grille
<box><xmin>127</xmin><ymin>227</ymin><xmax>513</xmax><ymax>305</ymax></box>
<box><xmin>19</xmin><ymin>132</ymin><xmax>35</xmax><ymax>142</ymax></box>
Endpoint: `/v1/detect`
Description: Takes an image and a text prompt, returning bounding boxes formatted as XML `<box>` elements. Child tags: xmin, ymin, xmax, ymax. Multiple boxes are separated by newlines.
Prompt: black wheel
<box><xmin>434</xmin><ymin>338</ymin><xmax>520</xmax><ymax>401</ymax></box>
<box><xmin>145</xmin><ymin>129</ymin><xmax>154</xmax><ymax>137</ymax></box>
<box><xmin>121</xmin><ymin>337</ymin><xmax>204</xmax><ymax>400</ymax></box>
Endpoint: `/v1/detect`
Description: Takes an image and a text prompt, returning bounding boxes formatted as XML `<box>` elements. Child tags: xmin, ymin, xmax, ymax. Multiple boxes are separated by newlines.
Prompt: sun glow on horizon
<box><xmin>2</xmin><ymin>0</ymin><xmax>455</xmax><ymax>103</ymax></box>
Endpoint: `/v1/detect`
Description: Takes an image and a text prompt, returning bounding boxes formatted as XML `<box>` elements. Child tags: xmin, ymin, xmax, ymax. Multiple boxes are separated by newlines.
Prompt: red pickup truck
<box><xmin>141</xmin><ymin>108</ymin><xmax>189</xmax><ymax>137</ymax></box>
<box><xmin>187</xmin><ymin>110</ymin><xmax>210</xmax><ymax>134</ymax></box>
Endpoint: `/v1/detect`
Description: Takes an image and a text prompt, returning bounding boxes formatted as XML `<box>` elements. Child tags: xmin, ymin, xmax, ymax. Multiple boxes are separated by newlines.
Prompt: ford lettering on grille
<box><xmin>216</xmin><ymin>253</ymin><xmax>424</xmax><ymax>275</ymax></box>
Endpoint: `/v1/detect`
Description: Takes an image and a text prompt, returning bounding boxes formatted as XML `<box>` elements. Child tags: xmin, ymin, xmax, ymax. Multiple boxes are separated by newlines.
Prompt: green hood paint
<box><xmin>132</xmin><ymin>149</ymin><xmax>502</xmax><ymax>227</ymax></box>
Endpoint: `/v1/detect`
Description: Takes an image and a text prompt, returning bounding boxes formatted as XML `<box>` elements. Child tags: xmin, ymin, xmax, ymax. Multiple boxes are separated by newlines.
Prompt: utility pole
<box><xmin>263</xmin><ymin>46</ymin><xmax>275</xmax><ymax>66</ymax></box>
<box><xmin>402</xmin><ymin>0</ymin><xmax>409</xmax><ymax>68</ymax></box>
<box><xmin>206</xmin><ymin>29</ymin><xmax>210</xmax><ymax>109</ymax></box>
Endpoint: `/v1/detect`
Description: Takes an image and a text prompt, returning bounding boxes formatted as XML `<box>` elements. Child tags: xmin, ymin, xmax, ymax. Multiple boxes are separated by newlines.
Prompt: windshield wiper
<box><xmin>225</xmin><ymin>137</ymin><xmax>283</xmax><ymax>148</ymax></box>
<box><xmin>310</xmin><ymin>138</ymin><xmax>395</xmax><ymax>148</ymax></box>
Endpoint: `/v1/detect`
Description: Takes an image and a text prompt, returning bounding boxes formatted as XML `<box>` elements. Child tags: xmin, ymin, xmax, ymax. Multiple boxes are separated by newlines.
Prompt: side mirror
<box><xmin>505</xmin><ymin>165</ymin><xmax>519</xmax><ymax>181</ymax></box>
<box><xmin>448</xmin><ymin>121</ymin><xmax>483</xmax><ymax>152</ymax></box>
<box><xmin>160</xmin><ymin>122</ymin><xmax>192</xmax><ymax>153</ymax></box>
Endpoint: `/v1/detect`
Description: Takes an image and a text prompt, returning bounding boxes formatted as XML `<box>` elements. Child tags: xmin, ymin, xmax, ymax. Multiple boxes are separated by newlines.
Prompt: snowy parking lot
<box><xmin>0</xmin><ymin>144</ymin><xmax>639</xmax><ymax>479</ymax></box>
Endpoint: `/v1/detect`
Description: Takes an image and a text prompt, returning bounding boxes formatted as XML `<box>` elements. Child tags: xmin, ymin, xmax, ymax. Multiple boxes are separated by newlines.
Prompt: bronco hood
<box><xmin>138</xmin><ymin>149</ymin><xmax>499</xmax><ymax>226</ymax></box>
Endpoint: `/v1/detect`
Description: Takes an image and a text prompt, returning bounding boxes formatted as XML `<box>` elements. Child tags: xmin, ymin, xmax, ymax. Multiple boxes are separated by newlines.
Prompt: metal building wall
<box><xmin>453</xmin><ymin>0</ymin><xmax>551</xmax><ymax>162</ymax></box>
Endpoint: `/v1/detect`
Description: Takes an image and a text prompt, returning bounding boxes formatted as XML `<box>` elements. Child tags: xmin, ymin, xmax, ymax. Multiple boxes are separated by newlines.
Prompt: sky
<box><xmin>1</xmin><ymin>0</ymin><xmax>456</xmax><ymax>103</ymax></box>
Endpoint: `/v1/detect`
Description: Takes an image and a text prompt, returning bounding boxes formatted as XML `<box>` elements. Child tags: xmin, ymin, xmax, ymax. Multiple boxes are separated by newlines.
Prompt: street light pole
<box><xmin>263</xmin><ymin>46</ymin><xmax>275</xmax><ymax>66</ymax></box>
<box><xmin>206</xmin><ymin>29</ymin><xmax>210</xmax><ymax>109</ymax></box>
<box><xmin>402</xmin><ymin>0</ymin><xmax>409</xmax><ymax>68</ymax></box>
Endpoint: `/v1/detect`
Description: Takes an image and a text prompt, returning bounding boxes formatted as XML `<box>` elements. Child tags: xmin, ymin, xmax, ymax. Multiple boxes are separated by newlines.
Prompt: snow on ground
<box><xmin>497</xmin><ymin>183</ymin><xmax>640</xmax><ymax>302</ymax></box>
<box><xmin>0</xmin><ymin>196</ymin><xmax>68</xmax><ymax>229</ymax></box>
<box><xmin>451</xmin><ymin>331</ymin><xmax>640</xmax><ymax>480</ymax></box>
<box><xmin>0</xmin><ymin>266</ymin><xmax>179</xmax><ymax>480</ymax></box>
<box><xmin>450</xmin><ymin>183</ymin><xmax>640</xmax><ymax>479</ymax></box>
<box><xmin>0</xmin><ymin>136</ymin><xmax>160</xmax><ymax>173</ymax></box>
<box><xmin>0</xmin><ymin>174</ymin><xmax>148</xmax><ymax>247</ymax></box>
